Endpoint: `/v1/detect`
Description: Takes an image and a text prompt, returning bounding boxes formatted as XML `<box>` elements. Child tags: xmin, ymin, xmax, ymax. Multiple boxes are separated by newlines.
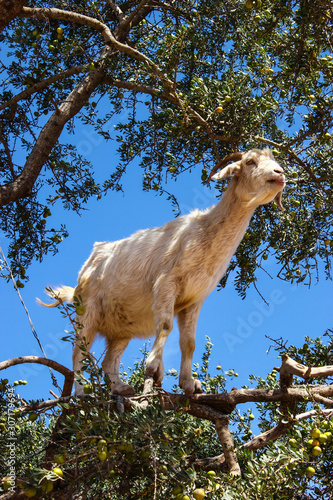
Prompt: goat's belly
<box><xmin>99</xmin><ymin>294</ymin><xmax>155</xmax><ymax>340</ymax></box>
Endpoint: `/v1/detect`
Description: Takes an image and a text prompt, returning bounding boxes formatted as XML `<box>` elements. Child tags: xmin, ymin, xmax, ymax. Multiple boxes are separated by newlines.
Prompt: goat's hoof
<box><xmin>145</xmin><ymin>359</ymin><xmax>164</xmax><ymax>386</ymax></box>
<box><xmin>180</xmin><ymin>377</ymin><xmax>203</xmax><ymax>397</ymax></box>
<box><xmin>112</xmin><ymin>383</ymin><xmax>136</xmax><ymax>396</ymax></box>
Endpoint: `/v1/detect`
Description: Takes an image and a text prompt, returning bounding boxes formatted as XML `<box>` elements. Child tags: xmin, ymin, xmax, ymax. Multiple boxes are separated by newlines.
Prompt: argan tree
<box><xmin>0</xmin><ymin>0</ymin><xmax>332</xmax><ymax>292</ymax></box>
<box><xmin>0</xmin><ymin>0</ymin><xmax>333</xmax><ymax>499</ymax></box>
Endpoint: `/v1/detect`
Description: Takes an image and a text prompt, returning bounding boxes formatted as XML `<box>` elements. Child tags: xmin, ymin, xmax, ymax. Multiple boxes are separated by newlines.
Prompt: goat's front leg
<box><xmin>145</xmin><ymin>275</ymin><xmax>176</xmax><ymax>386</ymax></box>
<box><xmin>177</xmin><ymin>301</ymin><xmax>203</xmax><ymax>396</ymax></box>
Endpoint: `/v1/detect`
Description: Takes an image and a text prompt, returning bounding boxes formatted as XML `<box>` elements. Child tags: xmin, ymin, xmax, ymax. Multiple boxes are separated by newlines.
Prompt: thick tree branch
<box><xmin>5</xmin><ymin>353</ymin><xmax>333</xmax><ymax>476</ymax></box>
<box><xmin>20</xmin><ymin>6</ymin><xmax>115</xmax><ymax>45</ymax></box>
<box><xmin>0</xmin><ymin>64</ymin><xmax>107</xmax><ymax>207</ymax></box>
<box><xmin>0</xmin><ymin>0</ymin><xmax>25</xmax><ymax>32</ymax></box>
<box><xmin>278</xmin><ymin>353</ymin><xmax>333</xmax><ymax>380</ymax></box>
<box><xmin>20</xmin><ymin>6</ymin><xmax>173</xmax><ymax>92</ymax></box>
<box><xmin>105</xmin><ymin>0</ymin><xmax>125</xmax><ymax>21</ymax></box>
<box><xmin>0</xmin><ymin>4</ymin><xmax>175</xmax><ymax>207</ymax></box>
<box><xmin>0</xmin><ymin>355</ymin><xmax>74</xmax><ymax>397</ymax></box>
<box><xmin>215</xmin><ymin>415</ymin><xmax>241</xmax><ymax>476</ymax></box>
<box><xmin>0</xmin><ymin>126</ymin><xmax>15</xmax><ymax>179</ymax></box>
<box><xmin>114</xmin><ymin>0</ymin><xmax>152</xmax><ymax>38</ymax></box>
<box><xmin>243</xmin><ymin>421</ymin><xmax>289</xmax><ymax>451</ymax></box>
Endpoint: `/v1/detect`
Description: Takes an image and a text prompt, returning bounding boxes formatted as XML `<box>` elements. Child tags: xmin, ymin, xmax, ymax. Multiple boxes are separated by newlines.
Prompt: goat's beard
<box><xmin>243</xmin><ymin>188</ymin><xmax>284</xmax><ymax>210</ymax></box>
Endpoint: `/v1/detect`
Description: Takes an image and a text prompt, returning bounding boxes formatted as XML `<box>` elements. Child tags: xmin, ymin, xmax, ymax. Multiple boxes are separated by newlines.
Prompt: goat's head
<box><xmin>208</xmin><ymin>149</ymin><xmax>285</xmax><ymax>210</ymax></box>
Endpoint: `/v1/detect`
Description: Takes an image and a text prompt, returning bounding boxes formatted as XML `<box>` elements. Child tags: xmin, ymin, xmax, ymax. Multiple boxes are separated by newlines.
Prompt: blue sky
<box><xmin>1</xmin><ymin>121</ymin><xmax>332</xmax><ymax>411</ymax></box>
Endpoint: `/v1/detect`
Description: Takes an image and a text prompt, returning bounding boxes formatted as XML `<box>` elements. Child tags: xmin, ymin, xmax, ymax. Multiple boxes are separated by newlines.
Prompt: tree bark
<box><xmin>0</xmin><ymin>0</ymin><xmax>25</xmax><ymax>32</ymax></box>
<box><xmin>0</xmin><ymin>355</ymin><xmax>74</xmax><ymax>397</ymax></box>
<box><xmin>0</xmin><ymin>3</ymin><xmax>154</xmax><ymax>207</ymax></box>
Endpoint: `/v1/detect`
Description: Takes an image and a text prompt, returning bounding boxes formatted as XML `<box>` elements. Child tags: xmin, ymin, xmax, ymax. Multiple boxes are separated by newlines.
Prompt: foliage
<box><xmin>0</xmin><ymin>0</ymin><xmax>332</xmax><ymax>296</ymax></box>
<box><xmin>2</xmin><ymin>336</ymin><xmax>333</xmax><ymax>499</ymax></box>
<box><xmin>0</xmin><ymin>2</ymin><xmax>333</xmax><ymax>496</ymax></box>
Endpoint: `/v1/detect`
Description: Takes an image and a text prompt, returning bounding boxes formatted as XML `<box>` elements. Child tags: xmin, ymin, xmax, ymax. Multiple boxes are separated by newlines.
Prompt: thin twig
<box><xmin>0</xmin><ymin>248</ymin><xmax>62</xmax><ymax>392</ymax></box>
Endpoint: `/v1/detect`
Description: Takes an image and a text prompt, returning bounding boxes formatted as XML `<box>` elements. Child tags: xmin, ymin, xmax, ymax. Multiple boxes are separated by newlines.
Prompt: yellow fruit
<box><xmin>57</xmin><ymin>27</ymin><xmax>63</xmax><ymax>35</ymax></box>
<box><xmin>312</xmin><ymin>446</ymin><xmax>322</xmax><ymax>456</ymax></box>
<box><xmin>319</xmin><ymin>434</ymin><xmax>328</xmax><ymax>444</ymax></box>
<box><xmin>98</xmin><ymin>451</ymin><xmax>107</xmax><ymax>461</ymax></box>
<box><xmin>216</xmin><ymin>106</ymin><xmax>223</xmax><ymax>113</ymax></box>
<box><xmin>53</xmin><ymin>467</ymin><xmax>63</xmax><ymax>478</ymax></box>
<box><xmin>193</xmin><ymin>488</ymin><xmax>206</xmax><ymax>500</ymax></box>
<box><xmin>98</xmin><ymin>439</ymin><xmax>107</xmax><ymax>450</ymax></box>
<box><xmin>207</xmin><ymin>470</ymin><xmax>216</xmax><ymax>477</ymax></box>
<box><xmin>172</xmin><ymin>485</ymin><xmax>183</xmax><ymax>496</ymax></box>
<box><xmin>24</xmin><ymin>488</ymin><xmax>37</xmax><ymax>498</ymax></box>
<box><xmin>324</xmin><ymin>431</ymin><xmax>332</xmax><ymax>442</ymax></box>
<box><xmin>83</xmin><ymin>384</ymin><xmax>93</xmax><ymax>394</ymax></box>
<box><xmin>306</xmin><ymin>466</ymin><xmax>315</xmax><ymax>477</ymax></box>
<box><xmin>3</xmin><ymin>480</ymin><xmax>12</xmax><ymax>491</ymax></box>
<box><xmin>41</xmin><ymin>481</ymin><xmax>54</xmax><ymax>493</ymax></box>
<box><xmin>310</xmin><ymin>428</ymin><xmax>321</xmax><ymax>439</ymax></box>
<box><xmin>54</xmin><ymin>454</ymin><xmax>65</xmax><ymax>464</ymax></box>
<box><xmin>246</xmin><ymin>0</ymin><xmax>253</xmax><ymax>8</ymax></box>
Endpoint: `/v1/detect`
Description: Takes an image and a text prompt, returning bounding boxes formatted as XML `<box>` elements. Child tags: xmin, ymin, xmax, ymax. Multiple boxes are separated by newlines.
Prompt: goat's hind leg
<box><xmin>73</xmin><ymin>328</ymin><xmax>97</xmax><ymax>396</ymax></box>
<box><xmin>102</xmin><ymin>338</ymin><xmax>135</xmax><ymax>395</ymax></box>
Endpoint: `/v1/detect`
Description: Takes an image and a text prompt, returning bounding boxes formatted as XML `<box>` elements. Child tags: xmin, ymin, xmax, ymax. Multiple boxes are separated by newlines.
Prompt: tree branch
<box><xmin>278</xmin><ymin>353</ymin><xmax>333</xmax><ymax>380</ymax></box>
<box><xmin>0</xmin><ymin>64</ymin><xmax>107</xmax><ymax>207</ymax></box>
<box><xmin>215</xmin><ymin>415</ymin><xmax>241</xmax><ymax>476</ymax></box>
<box><xmin>105</xmin><ymin>0</ymin><xmax>125</xmax><ymax>21</ymax></box>
<box><xmin>0</xmin><ymin>65</ymin><xmax>85</xmax><ymax>112</ymax></box>
<box><xmin>0</xmin><ymin>355</ymin><xmax>74</xmax><ymax>397</ymax></box>
<box><xmin>20</xmin><ymin>6</ymin><xmax>115</xmax><ymax>45</ymax></box>
<box><xmin>0</xmin><ymin>0</ymin><xmax>26</xmax><ymax>32</ymax></box>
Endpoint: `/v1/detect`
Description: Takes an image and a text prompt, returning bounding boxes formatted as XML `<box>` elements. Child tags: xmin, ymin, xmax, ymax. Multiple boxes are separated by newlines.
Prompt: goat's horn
<box><xmin>206</xmin><ymin>152</ymin><xmax>243</xmax><ymax>183</ymax></box>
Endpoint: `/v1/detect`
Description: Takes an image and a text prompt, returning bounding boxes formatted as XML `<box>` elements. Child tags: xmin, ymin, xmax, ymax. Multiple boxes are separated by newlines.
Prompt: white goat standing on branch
<box><xmin>38</xmin><ymin>149</ymin><xmax>285</xmax><ymax>396</ymax></box>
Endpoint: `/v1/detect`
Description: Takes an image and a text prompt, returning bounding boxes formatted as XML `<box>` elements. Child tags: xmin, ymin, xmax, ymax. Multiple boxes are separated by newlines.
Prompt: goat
<box><xmin>38</xmin><ymin>148</ymin><xmax>285</xmax><ymax>396</ymax></box>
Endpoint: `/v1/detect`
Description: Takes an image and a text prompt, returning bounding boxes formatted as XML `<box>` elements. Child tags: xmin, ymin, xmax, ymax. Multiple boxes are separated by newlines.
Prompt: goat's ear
<box><xmin>274</xmin><ymin>190</ymin><xmax>284</xmax><ymax>211</ymax></box>
<box><xmin>211</xmin><ymin>162</ymin><xmax>241</xmax><ymax>181</ymax></box>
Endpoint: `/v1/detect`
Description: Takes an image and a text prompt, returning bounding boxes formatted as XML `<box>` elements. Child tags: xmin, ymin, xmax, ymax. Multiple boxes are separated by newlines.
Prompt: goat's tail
<box><xmin>36</xmin><ymin>285</ymin><xmax>75</xmax><ymax>308</ymax></box>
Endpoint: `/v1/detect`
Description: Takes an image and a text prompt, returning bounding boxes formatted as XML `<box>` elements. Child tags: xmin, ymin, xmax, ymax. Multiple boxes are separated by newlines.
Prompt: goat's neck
<box><xmin>200</xmin><ymin>185</ymin><xmax>256</xmax><ymax>273</ymax></box>
<box><xmin>210</xmin><ymin>183</ymin><xmax>255</xmax><ymax>228</ymax></box>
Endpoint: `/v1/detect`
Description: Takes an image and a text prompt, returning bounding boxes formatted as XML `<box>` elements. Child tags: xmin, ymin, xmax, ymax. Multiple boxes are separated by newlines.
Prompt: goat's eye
<box><xmin>246</xmin><ymin>159</ymin><xmax>256</xmax><ymax>166</ymax></box>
